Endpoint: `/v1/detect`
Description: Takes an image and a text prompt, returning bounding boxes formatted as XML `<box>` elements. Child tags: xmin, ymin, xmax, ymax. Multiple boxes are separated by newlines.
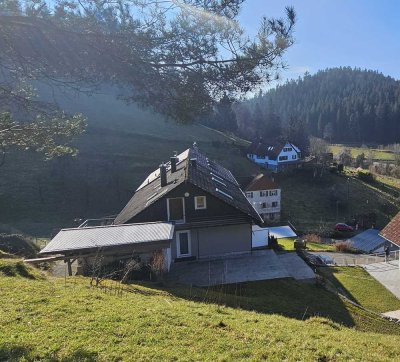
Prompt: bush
<box><xmin>357</xmin><ymin>170</ymin><xmax>375</xmax><ymax>183</ymax></box>
<box><xmin>304</xmin><ymin>234</ymin><xmax>321</xmax><ymax>243</ymax></box>
<box><xmin>0</xmin><ymin>259</ymin><xmax>43</xmax><ymax>279</ymax></box>
<box><xmin>0</xmin><ymin>234</ymin><xmax>39</xmax><ymax>258</ymax></box>
<box><xmin>334</xmin><ymin>241</ymin><xmax>353</xmax><ymax>253</ymax></box>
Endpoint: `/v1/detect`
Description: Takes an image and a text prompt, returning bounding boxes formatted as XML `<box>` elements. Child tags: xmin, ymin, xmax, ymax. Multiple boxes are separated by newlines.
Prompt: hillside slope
<box><xmin>1</xmin><ymin>263</ymin><xmax>400</xmax><ymax>361</ymax></box>
<box><xmin>0</xmin><ymin>87</ymin><xmax>256</xmax><ymax>236</ymax></box>
<box><xmin>240</xmin><ymin>67</ymin><xmax>400</xmax><ymax>144</ymax></box>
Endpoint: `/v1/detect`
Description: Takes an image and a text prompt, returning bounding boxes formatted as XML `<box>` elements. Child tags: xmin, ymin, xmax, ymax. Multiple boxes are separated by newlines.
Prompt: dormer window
<box><xmin>195</xmin><ymin>196</ymin><xmax>207</xmax><ymax>210</ymax></box>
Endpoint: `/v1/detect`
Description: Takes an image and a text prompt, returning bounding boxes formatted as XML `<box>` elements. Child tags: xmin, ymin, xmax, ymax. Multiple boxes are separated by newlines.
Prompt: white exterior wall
<box><xmin>246</xmin><ymin>189</ymin><xmax>281</xmax><ymax>221</ymax></box>
<box><xmin>276</xmin><ymin>143</ymin><xmax>300</xmax><ymax>163</ymax></box>
<box><xmin>246</xmin><ymin>143</ymin><xmax>300</xmax><ymax>172</ymax></box>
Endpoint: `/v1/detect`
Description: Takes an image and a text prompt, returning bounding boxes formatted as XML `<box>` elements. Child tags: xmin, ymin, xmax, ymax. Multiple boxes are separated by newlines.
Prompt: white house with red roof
<box><xmin>244</xmin><ymin>174</ymin><xmax>281</xmax><ymax>222</ymax></box>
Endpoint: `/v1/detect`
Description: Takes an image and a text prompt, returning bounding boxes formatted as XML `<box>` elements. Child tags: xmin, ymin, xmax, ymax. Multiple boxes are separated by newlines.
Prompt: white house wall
<box><xmin>246</xmin><ymin>189</ymin><xmax>281</xmax><ymax>221</ymax></box>
<box><xmin>276</xmin><ymin>143</ymin><xmax>299</xmax><ymax>163</ymax></box>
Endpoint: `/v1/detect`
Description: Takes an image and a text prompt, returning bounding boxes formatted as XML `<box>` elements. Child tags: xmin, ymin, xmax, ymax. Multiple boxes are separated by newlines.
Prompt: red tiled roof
<box><xmin>380</xmin><ymin>212</ymin><xmax>400</xmax><ymax>246</ymax></box>
<box><xmin>245</xmin><ymin>174</ymin><xmax>279</xmax><ymax>191</ymax></box>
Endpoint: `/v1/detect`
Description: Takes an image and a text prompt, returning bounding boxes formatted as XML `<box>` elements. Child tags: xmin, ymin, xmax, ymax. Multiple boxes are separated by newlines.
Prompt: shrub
<box><xmin>0</xmin><ymin>259</ymin><xmax>43</xmax><ymax>279</ymax></box>
<box><xmin>357</xmin><ymin>170</ymin><xmax>375</xmax><ymax>183</ymax></box>
<box><xmin>304</xmin><ymin>234</ymin><xmax>321</xmax><ymax>243</ymax></box>
<box><xmin>0</xmin><ymin>234</ymin><xmax>39</xmax><ymax>258</ymax></box>
<box><xmin>334</xmin><ymin>241</ymin><xmax>352</xmax><ymax>253</ymax></box>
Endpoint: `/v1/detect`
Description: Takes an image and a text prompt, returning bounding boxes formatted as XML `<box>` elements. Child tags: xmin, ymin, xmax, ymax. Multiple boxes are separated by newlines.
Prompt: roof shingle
<box><xmin>380</xmin><ymin>212</ymin><xmax>400</xmax><ymax>246</ymax></box>
<box><xmin>114</xmin><ymin>147</ymin><xmax>262</xmax><ymax>224</ymax></box>
<box><xmin>245</xmin><ymin>174</ymin><xmax>279</xmax><ymax>191</ymax></box>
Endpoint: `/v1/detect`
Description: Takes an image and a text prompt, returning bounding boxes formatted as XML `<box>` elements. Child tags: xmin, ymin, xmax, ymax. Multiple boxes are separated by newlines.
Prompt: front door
<box><xmin>176</xmin><ymin>230</ymin><xmax>191</xmax><ymax>258</ymax></box>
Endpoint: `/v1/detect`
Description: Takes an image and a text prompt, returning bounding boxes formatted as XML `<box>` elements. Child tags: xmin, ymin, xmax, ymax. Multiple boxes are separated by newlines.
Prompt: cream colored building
<box><xmin>245</xmin><ymin>174</ymin><xmax>281</xmax><ymax>222</ymax></box>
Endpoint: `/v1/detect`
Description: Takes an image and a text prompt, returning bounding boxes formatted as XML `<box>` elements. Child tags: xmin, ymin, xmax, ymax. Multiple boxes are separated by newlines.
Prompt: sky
<box><xmin>238</xmin><ymin>0</ymin><xmax>400</xmax><ymax>83</ymax></box>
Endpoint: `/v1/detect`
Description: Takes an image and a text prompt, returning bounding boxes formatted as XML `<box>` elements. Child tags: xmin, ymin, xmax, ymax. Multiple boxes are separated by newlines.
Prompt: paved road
<box><xmin>167</xmin><ymin>250</ymin><xmax>315</xmax><ymax>286</ymax></box>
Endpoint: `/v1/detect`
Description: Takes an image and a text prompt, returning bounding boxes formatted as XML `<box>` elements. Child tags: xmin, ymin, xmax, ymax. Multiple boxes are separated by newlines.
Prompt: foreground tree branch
<box><xmin>0</xmin><ymin>1</ymin><xmax>296</xmax><ymax>122</ymax></box>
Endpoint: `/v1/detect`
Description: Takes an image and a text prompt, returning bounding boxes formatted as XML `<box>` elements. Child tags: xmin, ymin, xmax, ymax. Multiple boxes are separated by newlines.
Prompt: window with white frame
<box><xmin>167</xmin><ymin>197</ymin><xmax>185</xmax><ymax>223</ymax></box>
<box><xmin>269</xmin><ymin>190</ymin><xmax>278</xmax><ymax>196</ymax></box>
<box><xmin>262</xmin><ymin>202</ymin><xmax>267</xmax><ymax>209</ymax></box>
<box><xmin>246</xmin><ymin>192</ymin><xmax>253</xmax><ymax>198</ymax></box>
<box><xmin>279</xmin><ymin>155</ymin><xmax>288</xmax><ymax>161</ymax></box>
<box><xmin>260</xmin><ymin>191</ymin><xmax>267</xmax><ymax>197</ymax></box>
<box><xmin>272</xmin><ymin>201</ymin><xmax>278</xmax><ymax>207</ymax></box>
<box><xmin>195</xmin><ymin>196</ymin><xmax>207</xmax><ymax>210</ymax></box>
<box><xmin>292</xmin><ymin>154</ymin><xmax>297</xmax><ymax>159</ymax></box>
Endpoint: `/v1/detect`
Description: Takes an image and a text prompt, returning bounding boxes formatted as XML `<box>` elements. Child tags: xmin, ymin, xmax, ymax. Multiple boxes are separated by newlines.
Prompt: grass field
<box><xmin>277</xmin><ymin>237</ymin><xmax>335</xmax><ymax>252</ymax></box>
<box><xmin>319</xmin><ymin>267</ymin><xmax>400</xmax><ymax>313</ymax></box>
<box><xmin>1</xmin><ymin>259</ymin><xmax>400</xmax><ymax>361</ymax></box>
<box><xmin>0</xmin><ymin>86</ymin><xmax>258</xmax><ymax>236</ymax></box>
<box><xmin>329</xmin><ymin>145</ymin><xmax>396</xmax><ymax>161</ymax></box>
<box><xmin>276</xmin><ymin>169</ymin><xmax>399</xmax><ymax>234</ymax></box>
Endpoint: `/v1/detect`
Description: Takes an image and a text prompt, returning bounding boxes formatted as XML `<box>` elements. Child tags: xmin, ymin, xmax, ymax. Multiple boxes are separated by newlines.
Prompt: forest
<box><xmin>204</xmin><ymin>68</ymin><xmax>400</xmax><ymax>146</ymax></box>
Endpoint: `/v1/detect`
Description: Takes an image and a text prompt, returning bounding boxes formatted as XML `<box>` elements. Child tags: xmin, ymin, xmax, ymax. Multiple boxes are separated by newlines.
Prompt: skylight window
<box><xmin>212</xmin><ymin>177</ymin><xmax>226</xmax><ymax>187</ymax></box>
<box><xmin>216</xmin><ymin>188</ymin><xmax>233</xmax><ymax>200</ymax></box>
<box><xmin>210</xmin><ymin>172</ymin><xmax>225</xmax><ymax>182</ymax></box>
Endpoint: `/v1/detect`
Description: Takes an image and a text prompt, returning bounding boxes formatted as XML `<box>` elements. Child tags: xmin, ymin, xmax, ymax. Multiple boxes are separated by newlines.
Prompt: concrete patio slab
<box><xmin>167</xmin><ymin>250</ymin><xmax>315</xmax><ymax>286</ymax></box>
<box><xmin>277</xmin><ymin>253</ymin><xmax>316</xmax><ymax>280</ymax></box>
<box><xmin>364</xmin><ymin>260</ymin><xmax>400</xmax><ymax>299</ymax></box>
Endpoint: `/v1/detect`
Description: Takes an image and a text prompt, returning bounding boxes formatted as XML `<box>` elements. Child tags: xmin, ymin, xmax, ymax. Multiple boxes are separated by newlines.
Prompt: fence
<box><xmin>328</xmin><ymin>250</ymin><xmax>400</xmax><ymax>267</ymax></box>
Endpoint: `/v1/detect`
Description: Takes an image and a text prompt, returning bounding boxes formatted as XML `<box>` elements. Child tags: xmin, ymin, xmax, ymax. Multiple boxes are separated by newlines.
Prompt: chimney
<box><xmin>159</xmin><ymin>163</ymin><xmax>167</xmax><ymax>187</ymax></box>
<box><xmin>170</xmin><ymin>151</ymin><xmax>178</xmax><ymax>173</ymax></box>
<box><xmin>190</xmin><ymin>158</ymin><xmax>197</xmax><ymax>168</ymax></box>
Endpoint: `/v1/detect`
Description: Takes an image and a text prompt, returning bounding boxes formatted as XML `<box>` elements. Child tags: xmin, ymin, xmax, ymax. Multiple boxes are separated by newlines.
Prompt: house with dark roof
<box><xmin>379</xmin><ymin>212</ymin><xmax>400</xmax><ymax>250</ymax></box>
<box><xmin>246</xmin><ymin>139</ymin><xmax>302</xmax><ymax>172</ymax></box>
<box><xmin>244</xmin><ymin>174</ymin><xmax>281</xmax><ymax>222</ymax></box>
<box><xmin>114</xmin><ymin>145</ymin><xmax>262</xmax><ymax>266</ymax></box>
<box><xmin>40</xmin><ymin>145</ymin><xmax>263</xmax><ymax>274</ymax></box>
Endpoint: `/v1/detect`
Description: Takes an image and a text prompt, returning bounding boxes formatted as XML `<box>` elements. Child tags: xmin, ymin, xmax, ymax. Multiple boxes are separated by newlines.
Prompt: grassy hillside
<box><xmin>329</xmin><ymin>145</ymin><xmax>396</xmax><ymax>161</ymax></box>
<box><xmin>1</xmin><ymin>260</ymin><xmax>400</xmax><ymax>361</ymax></box>
<box><xmin>276</xmin><ymin>169</ymin><xmax>399</xmax><ymax>234</ymax></box>
<box><xmin>0</xmin><ymin>87</ymin><xmax>257</xmax><ymax>236</ymax></box>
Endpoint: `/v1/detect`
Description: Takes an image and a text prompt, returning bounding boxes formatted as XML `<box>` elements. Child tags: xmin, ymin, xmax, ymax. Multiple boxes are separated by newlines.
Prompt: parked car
<box><xmin>334</xmin><ymin>223</ymin><xmax>354</xmax><ymax>232</ymax></box>
<box><xmin>317</xmin><ymin>254</ymin><xmax>335</xmax><ymax>265</ymax></box>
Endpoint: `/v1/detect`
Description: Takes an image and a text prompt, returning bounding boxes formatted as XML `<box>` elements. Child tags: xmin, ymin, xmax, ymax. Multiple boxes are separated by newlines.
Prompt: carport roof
<box><xmin>349</xmin><ymin>229</ymin><xmax>387</xmax><ymax>253</ymax></box>
<box><xmin>39</xmin><ymin>222</ymin><xmax>174</xmax><ymax>255</ymax></box>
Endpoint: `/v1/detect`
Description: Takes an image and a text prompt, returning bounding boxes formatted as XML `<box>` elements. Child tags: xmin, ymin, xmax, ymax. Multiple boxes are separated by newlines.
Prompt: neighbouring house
<box><xmin>379</xmin><ymin>212</ymin><xmax>400</xmax><ymax>250</ymax></box>
<box><xmin>246</xmin><ymin>139</ymin><xmax>302</xmax><ymax>172</ymax></box>
<box><xmin>39</xmin><ymin>145</ymin><xmax>263</xmax><ymax>274</ymax></box>
<box><xmin>244</xmin><ymin>174</ymin><xmax>281</xmax><ymax>222</ymax></box>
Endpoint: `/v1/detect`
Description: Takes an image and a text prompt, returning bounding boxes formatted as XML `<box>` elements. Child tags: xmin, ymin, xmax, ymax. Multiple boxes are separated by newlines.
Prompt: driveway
<box><xmin>167</xmin><ymin>250</ymin><xmax>314</xmax><ymax>286</ymax></box>
<box><xmin>364</xmin><ymin>260</ymin><xmax>400</xmax><ymax>299</ymax></box>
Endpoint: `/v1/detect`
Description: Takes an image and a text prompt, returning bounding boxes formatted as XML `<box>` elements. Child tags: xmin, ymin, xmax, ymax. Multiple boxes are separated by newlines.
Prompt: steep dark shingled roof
<box><xmin>380</xmin><ymin>212</ymin><xmax>400</xmax><ymax>246</ymax></box>
<box><xmin>114</xmin><ymin>147</ymin><xmax>262</xmax><ymax>225</ymax></box>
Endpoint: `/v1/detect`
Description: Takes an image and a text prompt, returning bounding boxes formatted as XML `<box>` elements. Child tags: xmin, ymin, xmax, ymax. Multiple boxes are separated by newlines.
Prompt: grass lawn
<box><xmin>2</xmin><ymin>259</ymin><xmax>400</xmax><ymax>361</ymax></box>
<box><xmin>318</xmin><ymin>267</ymin><xmax>400</xmax><ymax>313</ymax></box>
<box><xmin>329</xmin><ymin>145</ymin><xmax>396</xmax><ymax>161</ymax></box>
<box><xmin>277</xmin><ymin>168</ymin><xmax>399</xmax><ymax>234</ymax></box>
<box><xmin>278</xmin><ymin>238</ymin><xmax>335</xmax><ymax>252</ymax></box>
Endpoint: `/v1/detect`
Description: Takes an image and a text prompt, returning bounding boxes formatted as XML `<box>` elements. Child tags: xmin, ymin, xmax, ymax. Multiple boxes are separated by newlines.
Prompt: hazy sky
<box><xmin>239</xmin><ymin>0</ymin><xmax>400</xmax><ymax>82</ymax></box>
